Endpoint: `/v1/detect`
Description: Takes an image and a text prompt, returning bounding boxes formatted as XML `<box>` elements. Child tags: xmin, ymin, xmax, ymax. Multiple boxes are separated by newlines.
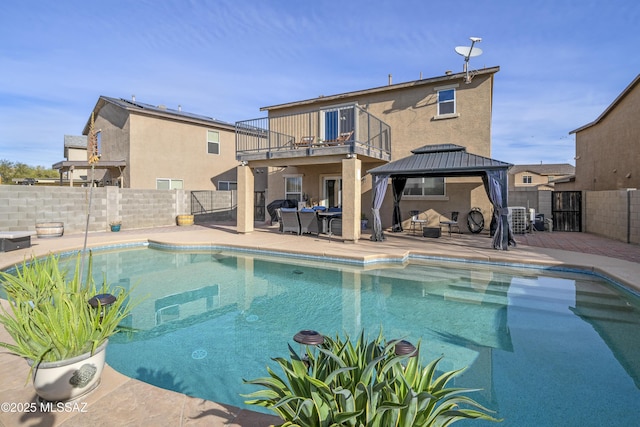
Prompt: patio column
<box><xmin>341</xmin><ymin>156</ymin><xmax>361</xmax><ymax>243</ymax></box>
<box><xmin>237</xmin><ymin>164</ymin><xmax>254</xmax><ymax>234</ymax></box>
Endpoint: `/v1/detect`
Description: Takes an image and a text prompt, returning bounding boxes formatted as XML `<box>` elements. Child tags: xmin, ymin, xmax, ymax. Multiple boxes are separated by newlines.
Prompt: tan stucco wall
<box><xmin>510</xmin><ymin>171</ymin><xmax>548</xmax><ymax>188</ymax></box>
<box><xmin>574</xmin><ymin>82</ymin><xmax>640</xmax><ymax>191</ymax></box>
<box><xmin>128</xmin><ymin>114</ymin><xmax>237</xmax><ymax>190</ymax></box>
<box><xmin>66</xmin><ymin>147</ymin><xmax>89</xmax><ymax>181</ymax></box>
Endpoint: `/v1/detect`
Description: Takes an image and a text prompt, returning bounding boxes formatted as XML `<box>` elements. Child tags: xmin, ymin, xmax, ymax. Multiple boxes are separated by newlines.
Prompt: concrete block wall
<box><xmin>0</xmin><ymin>186</ymin><xmax>191</xmax><ymax>234</ymax></box>
<box><xmin>584</xmin><ymin>190</ymin><xmax>640</xmax><ymax>244</ymax></box>
<box><xmin>508</xmin><ymin>188</ymin><xmax>552</xmax><ymax>221</ymax></box>
<box><xmin>630</xmin><ymin>191</ymin><xmax>640</xmax><ymax>245</ymax></box>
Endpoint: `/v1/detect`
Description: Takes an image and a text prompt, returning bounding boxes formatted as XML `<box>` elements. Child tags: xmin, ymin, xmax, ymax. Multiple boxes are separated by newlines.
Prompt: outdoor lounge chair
<box><xmin>298</xmin><ymin>208</ymin><xmax>320</xmax><ymax>235</ymax></box>
<box><xmin>325</xmin><ymin>131</ymin><xmax>354</xmax><ymax>146</ymax></box>
<box><xmin>294</xmin><ymin>136</ymin><xmax>315</xmax><ymax>148</ymax></box>
<box><xmin>278</xmin><ymin>208</ymin><xmax>300</xmax><ymax>235</ymax></box>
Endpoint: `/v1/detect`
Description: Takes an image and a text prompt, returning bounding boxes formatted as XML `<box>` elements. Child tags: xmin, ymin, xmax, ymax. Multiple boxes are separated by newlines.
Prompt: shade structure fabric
<box><xmin>370</xmin><ymin>174</ymin><xmax>388</xmax><ymax>241</ymax></box>
<box><xmin>367</xmin><ymin>144</ymin><xmax>514</xmax><ymax>250</ymax></box>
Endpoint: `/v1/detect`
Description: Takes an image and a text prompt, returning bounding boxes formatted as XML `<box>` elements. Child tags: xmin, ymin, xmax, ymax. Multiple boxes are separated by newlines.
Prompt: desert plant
<box><xmin>0</xmin><ymin>252</ymin><xmax>136</xmax><ymax>378</ymax></box>
<box><xmin>243</xmin><ymin>330</ymin><xmax>501</xmax><ymax>426</ymax></box>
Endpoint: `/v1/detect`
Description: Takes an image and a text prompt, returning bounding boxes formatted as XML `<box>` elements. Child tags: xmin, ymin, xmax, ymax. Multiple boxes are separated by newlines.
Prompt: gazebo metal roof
<box><xmin>367</xmin><ymin>144</ymin><xmax>512</xmax><ymax>177</ymax></box>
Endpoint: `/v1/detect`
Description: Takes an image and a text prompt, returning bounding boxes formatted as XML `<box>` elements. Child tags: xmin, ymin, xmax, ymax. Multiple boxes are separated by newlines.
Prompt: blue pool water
<box><xmin>69</xmin><ymin>247</ymin><xmax>640</xmax><ymax>425</ymax></box>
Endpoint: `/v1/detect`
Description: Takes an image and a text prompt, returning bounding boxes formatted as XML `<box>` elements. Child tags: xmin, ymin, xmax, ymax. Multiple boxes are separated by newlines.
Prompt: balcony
<box><xmin>235</xmin><ymin>105</ymin><xmax>391</xmax><ymax>163</ymax></box>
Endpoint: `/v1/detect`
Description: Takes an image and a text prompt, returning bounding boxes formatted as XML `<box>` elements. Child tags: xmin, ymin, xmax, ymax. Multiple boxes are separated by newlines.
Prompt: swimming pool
<box><xmin>73</xmin><ymin>247</ymin><xmax>640</xmax><ymax>425</ymax></box>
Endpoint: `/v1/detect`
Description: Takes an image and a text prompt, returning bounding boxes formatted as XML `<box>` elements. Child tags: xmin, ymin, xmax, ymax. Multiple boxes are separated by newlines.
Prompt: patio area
<box><xmin>2</xmin><ymin>224</ymin><xmax>640</xmax><ymax>426</ymax></box>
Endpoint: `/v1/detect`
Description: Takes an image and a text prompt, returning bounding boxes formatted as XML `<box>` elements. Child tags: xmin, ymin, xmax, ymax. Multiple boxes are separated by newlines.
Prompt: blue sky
<box><xmin>1</xmin><ymin>0</ymin><xmax>639</xmax><ymax>168</ymax></box>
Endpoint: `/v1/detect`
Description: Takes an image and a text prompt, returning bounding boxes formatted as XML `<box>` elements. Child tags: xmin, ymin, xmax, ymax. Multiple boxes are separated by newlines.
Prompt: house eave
<box><xmin>260</xmin><ymin>67</ymin><xmax>500</xmax><ymax>112</ymax></box>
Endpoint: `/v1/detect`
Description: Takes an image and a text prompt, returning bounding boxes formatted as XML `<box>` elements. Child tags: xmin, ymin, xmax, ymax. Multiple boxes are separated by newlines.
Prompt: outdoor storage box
<box><xmin>422</xmin><ymin>227</ymin><xmax>441</xmax><ymax>238</ymax></box>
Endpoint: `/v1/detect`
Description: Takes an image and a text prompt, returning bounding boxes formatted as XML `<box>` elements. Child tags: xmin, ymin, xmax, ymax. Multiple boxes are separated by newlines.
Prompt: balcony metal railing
<box><xmin>235</xmin><ymin>105</ymin><xmax>391</xmax><ymax>160</ymax></box>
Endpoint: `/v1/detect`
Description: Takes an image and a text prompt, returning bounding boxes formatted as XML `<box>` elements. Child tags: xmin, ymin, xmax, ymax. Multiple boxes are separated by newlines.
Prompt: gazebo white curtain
<box><xmin>370</xmin><ymin>174</ymin><xmax>388</xmax><ymax>241</ymax></box>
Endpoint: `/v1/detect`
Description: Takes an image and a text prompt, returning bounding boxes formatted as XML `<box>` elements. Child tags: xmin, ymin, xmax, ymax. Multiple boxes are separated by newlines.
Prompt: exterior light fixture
<box><xmin>88</xmin><ymin>293</ymin><xmax>117</xmax><ymax>321</ymax></box>
<box><xmin>393</xmin><ymin>339</ymin><xmax>417</xmax><ymax>357</ymax></box>
<box><xmin>88</xmin><ymin>293</ymin><xmax>116</xmax><ymax>308</ymax></box>
<box><xmin>293</xmin><ymin>330</ymin><xmax>324</xmax><ymax>346</ymax></box>
<box><xmin>294</xmin><ymin>330</ymin><xmax>324</xmax><ymax>370</ymax></box>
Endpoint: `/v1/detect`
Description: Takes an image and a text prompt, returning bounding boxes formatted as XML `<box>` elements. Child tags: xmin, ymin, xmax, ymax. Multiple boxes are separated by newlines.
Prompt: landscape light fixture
<box><xmin>393</xmin><ymin>339</ymin><xmax>417</xmax><ymax>357</ymax></box>
<box><xmin>293</xmin><ymin>330</ymin><xmax>324</xmax><ymax>346</ymax></box>
<box><xmin>88</xmin><ymin>293</ymin><xmax>117</xmax><ymax>321</ymax></box>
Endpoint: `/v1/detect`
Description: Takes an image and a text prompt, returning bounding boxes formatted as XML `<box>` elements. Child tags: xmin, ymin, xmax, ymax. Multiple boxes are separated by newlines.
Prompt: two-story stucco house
<box><xmin>508</xmin><ymin>164</ymin><xmax>575</xmax><ymax>191</ymax></box>
<box><xmin>235</xmin><ymin>66</ymin><xmax>504</xmax><ymax>242</ymax></box>
<box><xmin>56</xmin><ymin>96</ymin><xmax>239</xmax><ymax>191</ymax></box>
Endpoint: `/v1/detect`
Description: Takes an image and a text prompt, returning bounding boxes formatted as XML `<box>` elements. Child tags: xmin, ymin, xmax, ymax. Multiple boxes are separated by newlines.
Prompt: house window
<box><xmin>284</xmin><ymin>175</ymin><xmax>302</xmax><ymax>201</ymax></box>
<box><xmin>156</xmin><ymin>178</ymin><xmax>183</xmax><ymax>190</ymax></box>
<box><xmin>403</xmin><ymin>177</ymin><xmax>445</xmax><ymax>196</ymax></box>
<box><xmin>522</xmin><ymin>175</ymin><xmax>532</xmax><ymax>184</ymax></box>
<box><xmin>207</xmin><ymin>130</ymin><xmax>220</xmax><ymax>154</ymax></box>
<box><xmin>218</xmin><ymin>181</ymin><xmax>237</xmax><ymax>191</ymax></box>
<box><xmin>437</xmin><ymin>89</ymin><xmax>455</xmax><ymax>115</ymax></box>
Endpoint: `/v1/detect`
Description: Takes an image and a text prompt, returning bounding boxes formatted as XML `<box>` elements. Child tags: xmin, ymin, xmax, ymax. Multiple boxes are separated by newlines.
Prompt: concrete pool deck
<box><xmin>1</xmin><ymin>224</ymin><xmax>640</xmax><ymax>426</ymax></box>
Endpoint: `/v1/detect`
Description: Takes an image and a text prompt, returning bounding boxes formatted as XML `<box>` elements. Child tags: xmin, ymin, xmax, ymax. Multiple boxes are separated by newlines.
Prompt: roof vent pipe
<box><xmin>388</xmin><ymin>74</ymin><xmax>392</xmax><ymax>85</ymax></box>
<box><xmin>132</xmin><ymin>94</ymin><xmax>136</xmax><ymax>102</ymax></box>
<box><xmin>178</xmin><ymin>105</ymin><xmax>182</xmax><ymax>112</ymax></box>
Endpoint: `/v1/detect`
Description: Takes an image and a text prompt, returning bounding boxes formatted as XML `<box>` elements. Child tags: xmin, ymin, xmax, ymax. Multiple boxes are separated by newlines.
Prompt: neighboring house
<box><xmin>507</xmin><ymin>163</ymin><xmax>575</xmax><ymax>224</ymax></box>
<box><xmin>55</xmin><ymin>96</ymin><xmax>239</xmax><ymax>190</ymax></box>
<box><xmin>559</xmin><ymin>73</ymin><xmax>640</xmax><ymax>191</ymax></box>
<box><xmin>235</xmin><ymin>67</ymin><xmax>502</xmax><ymax>241</ymax></box>
<box><xmin>62</xmin><ymin>135</ymin><xmax>89</xmax><ymax>184</ymax></box>
<box><xmin>508</xmin><ymin>164</ymin><xmax>575</xmax><ymax>191</ymax></box>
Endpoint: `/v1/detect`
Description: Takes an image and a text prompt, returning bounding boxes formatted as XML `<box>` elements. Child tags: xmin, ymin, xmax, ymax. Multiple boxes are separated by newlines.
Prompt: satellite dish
<box><xmin>455</xmin><ymin>46</ymin><xmax>483</xmax><ymax>59</ymax></box>
<box><xmin>454</xmin><ymin>37</ymin><xmax>483</xmax><ymax>83</ymax></box>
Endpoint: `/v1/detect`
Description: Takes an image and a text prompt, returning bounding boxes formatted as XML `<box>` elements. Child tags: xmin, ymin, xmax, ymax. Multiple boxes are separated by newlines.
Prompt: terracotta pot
<box><xmin>27</xmin><ymin>340</ymin><xmax>108</xmax><ymax>402</ymax></box>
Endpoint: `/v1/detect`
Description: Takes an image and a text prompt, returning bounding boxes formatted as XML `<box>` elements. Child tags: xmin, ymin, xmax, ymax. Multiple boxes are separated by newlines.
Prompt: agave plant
<box><xmin>0</xmin><ymin>252</ymin><xmax>136</xmax><ymax>376</ymax></box>
<box><xmin>243</xmin><ymin>330</ymin><xmax>501</xmax><ymax>426</ymax></box>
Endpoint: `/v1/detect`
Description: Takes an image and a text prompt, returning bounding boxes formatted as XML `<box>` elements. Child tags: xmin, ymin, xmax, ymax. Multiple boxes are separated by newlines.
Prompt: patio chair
<box><xmin>327</xmin><ymin>217</ymin><xmax>342</xmax><ymax>242</ymax></box>
<box><xmin>410</xmin><ymin>210</ymin><xmax>428</xmax><ymax>234</ymax></box>
<box><xmin>439</xmin><ymin>211</ymin><xmax>460</xmax><ymax>236</ymax></box>
<box><xmin>294</xmin><ymin>136</ymin><xmax>315</xmax><ymax>148</ymax></box>
<box><xmin>278</xmin><ymin>208</ymin><xmax>300</xmax><ymax>235</ymax></box>
<box><xmin>298</xmin><ymin>208</ymin><xmax>320</xmax><ymax>236</ymax></box>
<box><xmin>325</xmin><ymin>131</ymin><xmax>354</xmax><ymax>146</ymax></box>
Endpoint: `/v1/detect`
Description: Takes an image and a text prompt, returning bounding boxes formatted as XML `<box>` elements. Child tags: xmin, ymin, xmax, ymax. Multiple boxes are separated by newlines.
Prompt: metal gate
<box><xmin>254</xmin><ymin>191</ymin><xmax>265</xmax><ymax>222</ymax></box>
<box><xmin>551</xmin><ymin>191</ymin><xmax>582</xmax><ymax>232</ymax></box>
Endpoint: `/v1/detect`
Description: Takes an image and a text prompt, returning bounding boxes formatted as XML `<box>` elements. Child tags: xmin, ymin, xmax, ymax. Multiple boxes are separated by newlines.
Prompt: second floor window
<box><xmin>403</xmin><ymin>177</ymin><xmax>445</xmax><ymax>196</ymax></box>
<box><xmin>522</xmin><ymin>175</ymin><xmax>532</xmax><ymax>184</ymax></box>
<box><xmin>207</xmin><ymin>130</ymin><xmax>220</xmax><ymax>154</ymax></box>
<box><xmin>437</xmin><ymin>89</ymin><xmax>455</xmax><ymax>115</ymax></box>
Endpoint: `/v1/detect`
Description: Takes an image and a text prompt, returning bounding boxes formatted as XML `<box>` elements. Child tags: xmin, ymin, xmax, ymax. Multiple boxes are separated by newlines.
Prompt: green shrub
<box><xmin>244</xmin><ymin>329</ymin><xmax>501</xmax><ymax>426</ymax></box>
<box><xmin>0</xmin><ymin>253</ymin><xmax>137</xmax><ymax>375</ymax></box>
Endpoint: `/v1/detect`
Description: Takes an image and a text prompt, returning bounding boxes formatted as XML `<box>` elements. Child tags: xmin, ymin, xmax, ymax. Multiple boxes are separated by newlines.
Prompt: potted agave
<box><xmin>0</xmin><ymin>252</ymin><xmax>135</xmax><ymax>402</ymax></box>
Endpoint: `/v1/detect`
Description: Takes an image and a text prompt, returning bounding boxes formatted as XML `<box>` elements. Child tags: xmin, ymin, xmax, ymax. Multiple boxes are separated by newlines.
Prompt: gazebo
<box><xmin>367</xmin><ymin>144</ymin><xmax>515</xmax><ymax>250</ymax></box>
